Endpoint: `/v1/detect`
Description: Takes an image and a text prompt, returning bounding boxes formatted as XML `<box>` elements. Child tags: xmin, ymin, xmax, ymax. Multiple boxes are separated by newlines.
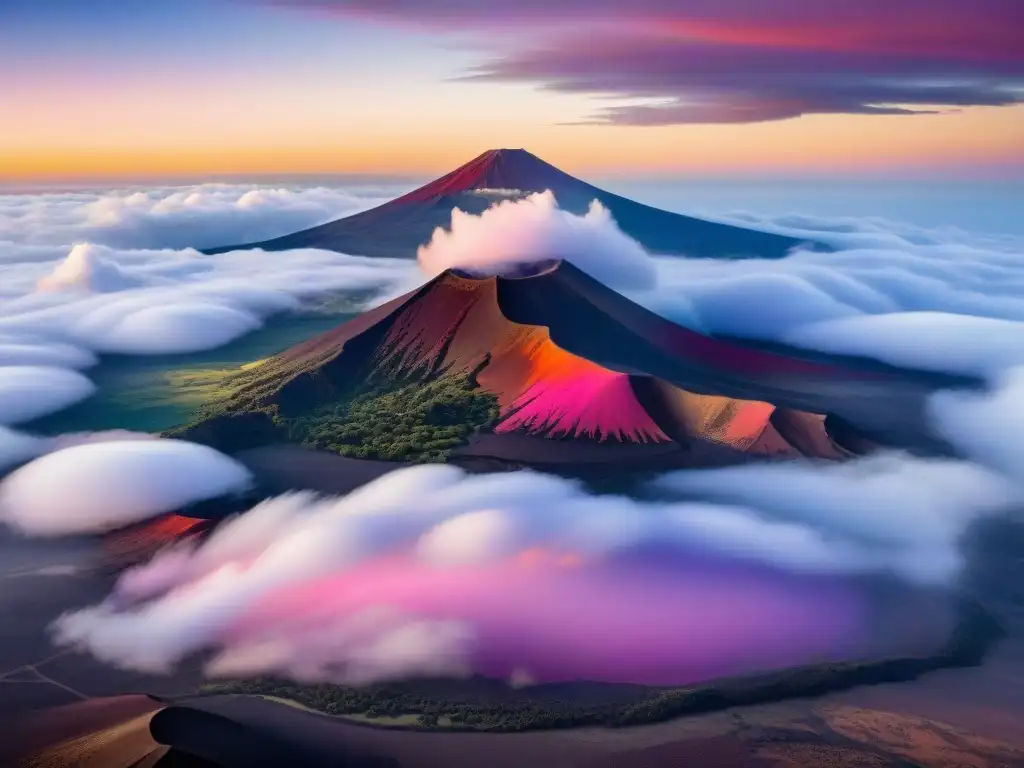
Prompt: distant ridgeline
<box><xmin>203</xmin><ymin>148</ymin><xmax>819</xmax><ymax>259</ymax></box>
<box><xmin>166</xmin><ymin>261</ymin><xmax>945</xmax><ymax>471</ymax></box>
<box><xmin>202</xmin><ymin>596</ymin><xmax>1001</xmax><ymax>733</ymax></box>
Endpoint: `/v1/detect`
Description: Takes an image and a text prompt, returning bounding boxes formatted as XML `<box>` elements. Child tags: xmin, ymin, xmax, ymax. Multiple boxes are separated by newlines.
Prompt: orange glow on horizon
<box><xmin>2</xmin><ymin>105</ymin><xmax>1021</xmax><ymax>182</ymax></box>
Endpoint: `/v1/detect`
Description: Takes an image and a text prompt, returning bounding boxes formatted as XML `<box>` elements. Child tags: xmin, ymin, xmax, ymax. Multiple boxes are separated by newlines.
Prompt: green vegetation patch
<box><xmin>158</xmin><ymin>360</ymin><xmax>268</xmax><ymax>410</ymax></box>
<box><xmin>285</xmin><ymin>373</ymin><xmax>500</xmax><ymax>463</ymax></box>
<box><xmin>202</xmin><ymin>678</ymin><xmax>626</xmax><ymax>731</ymax></box>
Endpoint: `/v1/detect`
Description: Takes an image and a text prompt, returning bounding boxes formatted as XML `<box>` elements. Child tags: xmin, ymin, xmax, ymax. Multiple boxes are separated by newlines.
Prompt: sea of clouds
<box><xmin>0</xmin><ymin>180</ymin><xmax>1022</xmax><ymax>686</ymax></box>
<box><xmin>0</xmin><ymin>182</ymin><xmax>395</xmax><ymax>252</ymax></box>
<box><xmin>0</xmin><ymin>183</ymin><xmax>417</xmax><ymax>469</ymax></box>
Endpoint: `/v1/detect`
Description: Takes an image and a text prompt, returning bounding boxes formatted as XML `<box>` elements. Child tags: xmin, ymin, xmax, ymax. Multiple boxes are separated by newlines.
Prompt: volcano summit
<box><xmin>169</xmin><ymin>258</ymin><xmax>945</xmax><ymax>479</ymax></box>
<box><xmin>205</xmin><ymin>149</ymin><xmax>814</xmax><ymax>259</ymax></box>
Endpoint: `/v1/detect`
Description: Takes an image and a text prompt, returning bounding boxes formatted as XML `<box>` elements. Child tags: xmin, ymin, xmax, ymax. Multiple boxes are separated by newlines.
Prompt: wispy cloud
<box><xmin>275</xmin><ymin>0</ymin><xmax>1024</xmax><ymax>124</ymax></box>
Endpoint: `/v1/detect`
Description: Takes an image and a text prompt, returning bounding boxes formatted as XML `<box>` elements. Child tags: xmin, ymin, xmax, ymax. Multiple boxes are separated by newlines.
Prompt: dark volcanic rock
<box><xmin>203</xmin><ymin>149</ymin><xmax>815</xmax><ymax>259</ymax></box>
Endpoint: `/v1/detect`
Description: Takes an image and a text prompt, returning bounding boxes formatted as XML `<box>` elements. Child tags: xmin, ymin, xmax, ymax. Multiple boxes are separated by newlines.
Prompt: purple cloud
<box><xmin>466</xmin><ymin>36</ymin><xmax>1024</xmax><ymax>125</ymax></box>
<box><xmin>272</xmin><ymin>0</ymin><xmax>1024</xmax><ymax>124</ymax></box>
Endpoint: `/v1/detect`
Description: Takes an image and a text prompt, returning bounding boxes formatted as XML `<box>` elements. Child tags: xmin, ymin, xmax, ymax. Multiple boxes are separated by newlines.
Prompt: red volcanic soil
<box><xmin>376</xmin><ymin>274</ymin><xmax>669</xmax><ymax>443</ymax></box>
<box><xmin>258</xmin><ymin>266</ymin><xmax>856</xmax><ymax>464</ymax></box>
<box><xmin>389</xmin><ymin>148</ymin><xmax>581</xmax><ymax>205</ymax></box>
<box><xmin>102</xmin><ymin>514</ymin><xmax>208</xmax><ymax>569</ymax></box>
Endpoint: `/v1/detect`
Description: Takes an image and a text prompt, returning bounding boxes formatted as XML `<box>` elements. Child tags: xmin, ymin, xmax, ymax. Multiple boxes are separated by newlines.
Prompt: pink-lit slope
<box><xmin>244</xmin><ymin>265</ymin><xmax>854</xmax><ymax>459</ymax></box>
<box><xmin>375</xmin><ymin>273</ymin><xmax>668</xmax><ymax>443</ymax></box>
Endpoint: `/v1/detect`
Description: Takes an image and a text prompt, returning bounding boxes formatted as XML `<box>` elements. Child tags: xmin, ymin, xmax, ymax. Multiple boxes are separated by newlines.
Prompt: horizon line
<box><xmin>2</xmin><ymin>167</ymin><xmax>1021</xmax><ymax>191</ymax></box>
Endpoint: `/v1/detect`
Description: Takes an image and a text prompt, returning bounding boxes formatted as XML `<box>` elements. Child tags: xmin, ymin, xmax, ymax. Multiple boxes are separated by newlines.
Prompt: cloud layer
<box><xmin>0</xmin><ymin>426</ymin><xmax>43</xmax><ymax>472</ymax></box>
<box><xmin>0</xmin><ymin>439</ymin><xmax>252</xmax><ymax>536</ymax></box>
<box><xmin>0</xmin><ymin>182</ymin><xmax>408</xmax><ymax>364</ymax></box>
<box><xmin>0</xmin><ymin>238</ymin><xmax>415</xmax><ymax>424</ymax></box>
<box><xmin>0</xmin><ymin>366</ymin><xmax>95</xmax><ymax>425</ymax></box>
<box><xmin>50</xmin><ymin>458</ymin><xmax>993</xmax><ymax>685</ymax></box>
<box><xmin>1</xmin><ymin>179</ymin><xmax>1016</xmax><ymax>687</ymax></box>
<box><xmin>653</xmin><ymin>452</ymin><xmax>1018</xmax><ymax>584</ymax></box>
<box><xmin>3</xmin><ymin>179</ymin><xmax>1023</xmax><ymax>449</ymax></box>
<box><xmin>0</xmin><ymin>182</ymin><xmax>392</xmax><ymax>251</ymax></box>
<box><xmin>0</xmin><ymin>426</ymin><xmax>160</xmax><ymax>473</ymax></box>
<box><xmin>3</xmin><ymin>243</ymin><xmax>413</xmax><ymax>338</ymax></box>
<box><xmin>274</xmin><ymin>0</ymin><xmax>1024</xmax><ymax>125</ymax></box>
<box><xmin>930</xmin><ymin>366</ymin><xmax>1024</xmax><ymax>480</ymax></box>
<box><xmin>641</xmin><ymin>213</ymin><xmax>1024</xmax><ymax>381</ymax></box>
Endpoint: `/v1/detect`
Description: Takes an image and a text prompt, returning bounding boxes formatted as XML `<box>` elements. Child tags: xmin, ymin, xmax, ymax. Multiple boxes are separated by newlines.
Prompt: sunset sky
<box><xmin>2</xmin><ymin>0</ymin><xmax>1022</xmax><ymax>180</ymax></box>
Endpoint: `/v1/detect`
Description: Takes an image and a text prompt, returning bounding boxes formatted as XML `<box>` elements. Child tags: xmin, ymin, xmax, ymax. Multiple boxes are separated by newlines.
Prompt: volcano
<box><xmin>171</xmin><ymin>260</ymin><xmax>942</xmax><ymax>474</ymax></box>
<box><xmin>204</xmin><ymin>149</ymin><xmax>814</xmax><ymax>259</ymax></box>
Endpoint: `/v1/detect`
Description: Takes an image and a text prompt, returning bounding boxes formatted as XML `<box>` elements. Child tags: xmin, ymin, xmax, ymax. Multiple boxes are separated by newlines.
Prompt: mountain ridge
<box><xmin>165</xmin><ymin>260</ymin><xmax>950</xmax><ymax>472</ymax></box>
<box><xmin>204</xmin><ymin>149</ymin><xmax>818</xmax><ymax>259</ymax></box>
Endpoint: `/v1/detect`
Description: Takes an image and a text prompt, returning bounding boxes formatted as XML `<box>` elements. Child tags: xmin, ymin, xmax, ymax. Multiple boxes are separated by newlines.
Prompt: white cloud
<box><xmin>642</xmin><ymin>239</ymin><xmax>1024</xmax><ymax>381</ymax></box>
<box><xmin>37</xmin><ymin>243</ymin><xmax>150</xmax><ymax>293</ymax></box>
<box><xmin>417</xmin><ymin>508</ymin><xmax>533</xmax><ymax>567</ymax></box>
<box><xmin>0</xmin><ymin>426</ymin><xmax>44</xmax><ymax>472</ymax></box>
<box><xmin>651</xmin><ymin>452</ymin><xmax>1018</xmax><ymax>583</ymax></box>
<box><xmin>204</xmin><ymin>607</ymin><xmax>475</xmax><ymax>685</ymax></box>
<box><xmin>0</xmin><ymin>183</ymin><xmax>393</xmax><ymax>251</ymax></box>
<box><xmin>0</xmin><ymin>182</ymin><xmax>415</xmax><ymax>423</ymax></box>
<box><xmin>0</xmin><ymin>425</ymin><xmax>159</xmax><ymax>474</ymax></box>
<box><xmin>74</xmin><ymin>298</ymin><xmax>265</xmax><ymax>355</ymax></box>
<box><xmin>783</xmin><ymin>313</ymin><xmax>1024</xmax><ymax>379</ymax></box>
<box><xmin>470</xmin><ymin>188</ymin><xmax>525</xmax><ymax>198</ymax></box>
<box><xmin>930</xmin><ymin>366</ymin><xmax>1024</xmax><ymax>481</ymax></box>
<box><xmin>0</xmin><ymin>339</ymin><xmax>97</xmax><ymax>369</ymax></box>
<box><xmin>0</xmin><ymin>237</ymin><xmax>417</xmax><ymax>421</ymax></box>
<box><xmin>47</xmin><ymin>452</ymin><xmax>1017</xmax><ymax>681</ymax></box>
<box><xmin>0</xmin><ymin>438</ymin><xmax>253</xmax><ymax>536</ymax></box>
<box><xmin>417</xmin><ymin>191</ymin><xmax>657</xmax><ymax>290</ymax></box>
<box><xmin>0</xmin><ymin>366</ymin><xmax>95</xmax><ymax>425</ymax></box>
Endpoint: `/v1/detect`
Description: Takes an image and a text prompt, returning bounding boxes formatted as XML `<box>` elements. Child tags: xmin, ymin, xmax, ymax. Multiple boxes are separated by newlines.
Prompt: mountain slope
<box><xmin>165</xmin><ymin>261</ymin><xmax>950</xmax><ymax>470</ymax></box>
<box><xmin>204</xmin><ymin>149</ymin><xmax>814</xmax><ymax>259</ymax></box>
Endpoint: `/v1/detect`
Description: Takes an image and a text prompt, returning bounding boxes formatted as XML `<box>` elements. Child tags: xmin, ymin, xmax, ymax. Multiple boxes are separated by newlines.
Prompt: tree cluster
<box><xmin>207</xmin><ymin>678</ymin><xmax>626</xmax><ymax>731</ymax></box>
<box><xmin>287</xmin><ymin>373</ymin><xmax>500</xmax><ymax>463</ymax></box>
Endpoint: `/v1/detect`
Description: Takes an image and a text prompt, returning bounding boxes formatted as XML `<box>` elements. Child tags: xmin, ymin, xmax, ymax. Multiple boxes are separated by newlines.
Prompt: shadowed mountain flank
<box><xmin>203</xmin><ymin>149</ymin><xmax>813</xmax><ymax>259</ymax></box>
<box><xmin>164</xmin><ymin>261</ymin><xmax>948</xmax><ymax>471</ymax></box>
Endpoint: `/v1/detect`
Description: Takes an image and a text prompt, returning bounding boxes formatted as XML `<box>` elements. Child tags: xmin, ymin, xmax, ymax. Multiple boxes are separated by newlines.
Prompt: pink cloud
<box><xmin>270</xmin><ymin>0</ymin><xmax>1024</xmax><ymax>125</ymax></box>
<box><xmin>50</xmin><ymin>464</ymin><xmax>982</xmax><ymax>686</ymax></box>
<box><xmin>232</xmin><ymin>555</ymin><xmax>889</xmax><ymax>685</ymax></box>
